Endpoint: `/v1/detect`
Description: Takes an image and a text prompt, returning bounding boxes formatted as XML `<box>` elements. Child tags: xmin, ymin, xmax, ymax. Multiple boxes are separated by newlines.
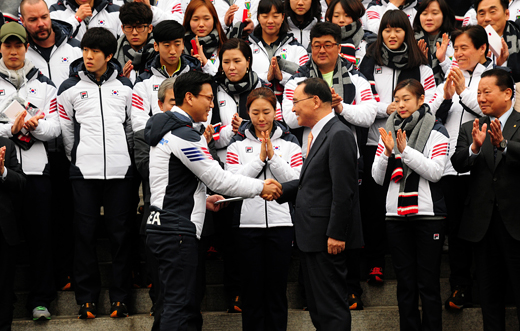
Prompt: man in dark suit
<box><xmin>451</xmin><ymin>68</ymin><xmax>520</xmax><ymax>330</ymax></box>
<box><xmin>277</xmin><ymin>77</ymin><xmax>363</xmax><ymax>330</ymax></box>
<box><xmin>0</xmin><ymin>120</ymin><xmax>27</xmax><ymax>331</ymax></box>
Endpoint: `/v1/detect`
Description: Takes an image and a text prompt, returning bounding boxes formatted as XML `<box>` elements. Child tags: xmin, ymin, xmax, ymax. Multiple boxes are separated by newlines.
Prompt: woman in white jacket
<box><xmin>373</xmin><ymin>79</ymin><xmax>449</xmax><ymax>331</ymax></box>
<box><xmin>285</xmin><ymin>0</ymin><xmax>322</xmax><ymax>49</ymax></box>
<box><xmin>226</xmin><ymin>87</ymin><xmax>302</xmax><ymax>331</ymax></box>
<box><xmin>183</xmin><ymin>0</ymin><xmax>228</xmax><ymax>76</ymax></box>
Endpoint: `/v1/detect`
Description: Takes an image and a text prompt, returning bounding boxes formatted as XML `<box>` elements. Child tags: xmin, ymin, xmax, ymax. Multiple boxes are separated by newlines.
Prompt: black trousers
<box><xmin>237</xmin><ymin>227</ymin><xmax>294</xmax><ymax>331</ymax></box>
<box><xmin>474</xmin><ymin>206</ymin><xmax>520</xmax><ymax>331</ymax></box>
<box><xmin>71</xmin><ymin>178</ymin><xmax>133</xmax><ymax>304</ymax></box>
<box><xmin>147</xmin><ymin>233</ymin><xmax>198</xmax><ymax>331</ymax></box>
<box><xmin>440</xmin><ymin>175</ymin><xmax>473</xmax><ymax>289</ymax></box>
<box><xmin>300</xmin><ymin>249</ymin><xmax>351</xmax><ymax>331</ymax></box>
<box><xmin>48</xmin><ymin>151</ymin><xmax>74</xmax><ymax>289</ymax></box>
<box><xmin>0</xmin><ymin>231</ymin><xmax>17</xmax><ymax>331</ymax></box>
<box><xmin>360</xmin><ymin>145</ymin><xmax>388</xmax><ymax>270</ymax></box>
<box><xmin>23</xmin><ymin>175</ymin><xmax>56</xmax><ymax>309</ymax></box>
<box><xmin>387</xmin><ymin>220</ymin><xmax>445</xmax><ymax>331</ymax></box>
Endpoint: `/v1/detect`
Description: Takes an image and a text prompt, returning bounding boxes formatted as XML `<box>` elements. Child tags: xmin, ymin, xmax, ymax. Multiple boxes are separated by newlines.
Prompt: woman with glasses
<box><xmin>285</xmin><ymin>0</ymin><xmax>322</xmax><ymax>49</ymax></box>
<box><xmin>249</xmin><ymin>0</ymin><xmax>309</xmax><ymax>101</ymax></box>
<box><xmin>373</xmin><ymin>79</ymin><xmax>449</xmax><ymax>331</ymax></box>
<box><xmin>325</xmin><ymin>0</ymin><xmax>368</xmax><ymax>69</ymax></box>
<box><xmin>183</xmin><ymin>0</ymin><xmax>228</xmax><ymax>76</ymax></box>
<box><xmin>358</xmin><ymin>9</ymin><xmax>434</xmax><ymax>287</ymax></box>
<box><xmin>413</xmin><ymin>0</ymin><xmax>456</xmax><ymax>85</ymax></box>
<box><xmin>226</xmin><ymin>87</ymin><xmax>302</xmax><ymax>331</ymax></box>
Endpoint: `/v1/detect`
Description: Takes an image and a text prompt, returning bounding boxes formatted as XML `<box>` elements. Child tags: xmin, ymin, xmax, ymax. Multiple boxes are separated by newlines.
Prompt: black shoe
<box><xmin>78</xmin><ymin>303</ymin><xmax>97</xmax><ymax>319</ymax></box>
<box><xmin>445</xmin><ymin>286</ymin><xmax>473</xmax><ymax>311</ymax></box>
<box><xmin>227</xmin><ymin>296</ymin><xmax>242</xmax><ymax>313</ymax></box>
<box><xmin>348</xmin><ymin>294</ymin><xmax>364</xmax><ymax>310</ymax></box>
<box><xmin>367</xmin><ymin>267</ymin><xmax>384</xmax><ymax>286</ymax></box>
<box><xmin>110</xmin><ymin>302</ymin><xmax>129</xmax><ymax>318</ymax></box>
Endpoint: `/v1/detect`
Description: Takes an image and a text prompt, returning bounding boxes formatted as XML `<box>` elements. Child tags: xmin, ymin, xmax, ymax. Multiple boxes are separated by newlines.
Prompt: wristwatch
<box><xmin>498</xmin><ymin>139</ymin><xmax>507</xmax><ymax>152</ymax></box>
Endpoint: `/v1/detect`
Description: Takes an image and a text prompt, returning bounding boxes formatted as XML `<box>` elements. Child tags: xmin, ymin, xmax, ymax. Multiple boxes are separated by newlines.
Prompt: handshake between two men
<box><xmin>260</xmin><ymin>178</ymin><xmax>283</xmax><ymax>201</ymax></box>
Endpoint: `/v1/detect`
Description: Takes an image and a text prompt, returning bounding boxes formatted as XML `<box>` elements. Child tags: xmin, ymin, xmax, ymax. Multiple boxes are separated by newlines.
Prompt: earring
<box><xmin>247</xmin><ymin>68</ymin><xmax>249</xmax><ymax>73</ymax></box>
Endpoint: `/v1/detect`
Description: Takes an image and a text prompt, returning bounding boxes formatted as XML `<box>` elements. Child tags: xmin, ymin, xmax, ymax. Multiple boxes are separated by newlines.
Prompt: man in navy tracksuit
<box><xmin>145</xmin><ymin>71</ymin><xmax>282</xmax><ymax>330</ymax></box>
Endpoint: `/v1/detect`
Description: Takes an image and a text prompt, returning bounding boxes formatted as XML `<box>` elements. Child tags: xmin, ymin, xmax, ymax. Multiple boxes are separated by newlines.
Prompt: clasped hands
<box><xmin>471</xmin><ymin>118</ymin><xmax>503</xmax><ymax>154</ymax></box>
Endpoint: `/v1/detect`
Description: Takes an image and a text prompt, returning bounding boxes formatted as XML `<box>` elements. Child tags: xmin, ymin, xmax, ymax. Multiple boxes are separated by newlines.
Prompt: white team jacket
<box><xmin>57</xmin><ymin>59</ymin><xmax>133</xmax><ymax>180</ymax></box>
<box><xmin>366</xmin><ymin>64</ymin><xmax>436</xmax><ymax>146</ymax></box>
<box><xmin>226</xmin><ymin>121</ymin><xmax>302</xmax><ymax>228</ymax></box>
<box><xmin>372</xmin><ymin>122</ymin><xmax>449</xmax><ymax>217</ymax></box>
<box><xmin>287</xmin><ymin>17</ymin><xmax>318</xmax><ymax>51</ymax></box>
<box><xmin>428</xmin><ymin>60</ymin><xmax>493</xmax><ymax>176</ymax></box>
<box><xmin>463</xmin><ymin>0</ymin><xmax>520</xmax><ymax>26</ymax></box>
<box><xmin>0</xmin><ymin>65</ymin><xmax>60</xmax><ymax>176</ymax></box>
<box><xmin>365</xmin><ymin>0</ymin><xmax>417</xmax><ymax>34</ymax></box>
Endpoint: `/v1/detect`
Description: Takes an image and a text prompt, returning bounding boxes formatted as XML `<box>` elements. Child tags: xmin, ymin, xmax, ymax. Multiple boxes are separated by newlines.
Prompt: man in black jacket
<box><xmin>0</xmin><ymin>128</ymin><xmax>27</xmax><ymax>331</ymax></box>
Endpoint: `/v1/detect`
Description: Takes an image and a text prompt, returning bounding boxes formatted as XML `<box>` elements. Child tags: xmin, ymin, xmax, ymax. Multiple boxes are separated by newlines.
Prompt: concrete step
<box><xmin>11</xmin><ymin>308</ymin><xmax>520</xmax><ymax>331</ymax></box>
<box><xmin>14</xmin><ymin>279</ymin><xmax>459</xmax><ymax>318</ymax></box>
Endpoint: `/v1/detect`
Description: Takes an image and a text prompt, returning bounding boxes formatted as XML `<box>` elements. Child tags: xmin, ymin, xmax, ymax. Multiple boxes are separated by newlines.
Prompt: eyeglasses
<box><xmin>122</xmin><ymin>24</ymin><xmax>149</xmax><ymax>33</ymax></box>
<box><xmin>292</xmin><ymin>96</ymin><xmax>314</xmax><ymax>104</ymax></box>
<box><xmin>311</xmin><ymin>43</ymin><xmax>338</xmax><ymax>51</ymax></box>
<box><xmin>197</xmin><ymin>93</ymin><xmax>214</xmax><ymax>103</ymax></box>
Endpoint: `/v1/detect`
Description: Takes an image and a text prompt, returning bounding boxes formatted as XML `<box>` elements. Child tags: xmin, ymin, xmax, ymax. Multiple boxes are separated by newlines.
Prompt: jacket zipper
<box><xmin>98</xmin><ymin>85</ymin><xmax>107</xmax><ymax>179</ymax></box>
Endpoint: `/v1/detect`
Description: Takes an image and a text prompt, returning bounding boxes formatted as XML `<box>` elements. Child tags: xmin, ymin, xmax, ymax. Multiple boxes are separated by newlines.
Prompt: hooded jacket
<box><xmin>57</xmin><ymin>58</ymin><xmax>133</xmax><ymax>180</ymax></box>
<box><xmin>131</xmin><ymin>54</ymin><xmax>202</xmax><ymax>133</ymax></box>
<box><xmin>50</xmin><ymin>0</ymin><xmax>121</xmax><ymax>40</ymax></box>
<box><xmin>226</xmin><ymin>120</ymin><xmax>302</xmax><ymax>228</ymax></box>
<box><xmin>0</xmin><ymin>59</ymin><xmax>60</xmax><ymax>176</ymax></box>
<box><xmin>26</xmin><ymin>21</ymin><xmax>82</xmax><ymax>89</ymax></box>
<box><xmin>365</xmin><ymin>0</ymin><xmax>417</xmax><ymax>34</ymax></box>
<box><xmin>287</xmin><ymin>16</ymin><xmax>319</xmax><ymax>50</ymax></box>
<box><xmin>145</xmin><ymin>106</ymin><xmax>264</xmax><ymax>239</ymax></box>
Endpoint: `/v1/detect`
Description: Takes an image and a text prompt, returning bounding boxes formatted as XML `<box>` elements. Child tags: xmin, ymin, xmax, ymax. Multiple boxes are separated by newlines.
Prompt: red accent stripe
<box><xmin>291</xmin><ymin>161</ymin><xmax>303</xmax><ymax>167</ymax></box>
<box><xmin>367</xmin><ymin>11</ymin><xmax>380</xmax><ymax>19</ymax></box>
<box><xmin>132</xmin><ymin>95</ymin><xmax>144</xmax><ymax>105</ymax></box>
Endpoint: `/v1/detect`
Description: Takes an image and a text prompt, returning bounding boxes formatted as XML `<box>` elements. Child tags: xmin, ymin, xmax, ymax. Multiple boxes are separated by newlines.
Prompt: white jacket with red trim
<box><xmin>226</xmin><ymin>121</ymin><xmax>302</xmax><ymax>228</ymax></box>
<box><xmin>365</xmin><ymin>0</ymin><xmax>417</xmax><ymax>34</ymax></box>
<box><xmin>366</xmin><ymin>64</ymin><xmax>435</xmax><ymax>147</ymax></box>
<box><xmin>372</xmin><ymin>120</ymin><xmax>449</xmax><ymax>217</ymax></box>
<box><xmin>0</xmin><ymin>63</ymin><xmax>60</xmax><ymax>176</ymax></box>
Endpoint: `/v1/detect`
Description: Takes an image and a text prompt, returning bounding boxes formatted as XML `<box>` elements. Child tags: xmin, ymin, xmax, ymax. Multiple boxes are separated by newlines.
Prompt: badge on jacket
<box><xmin>375</xmin><ymin>66</ymin><xmax>382</xmax><ymax>74</ymax></box>
<box><xmin>246</xmin><ymin>146</ymin><xmax>253</xmax><ymax>153</ymax></box>
<box><xmin>80</xmin><ymin>91</ymin><xmax>88</xmax><ymax>99</ymax></box>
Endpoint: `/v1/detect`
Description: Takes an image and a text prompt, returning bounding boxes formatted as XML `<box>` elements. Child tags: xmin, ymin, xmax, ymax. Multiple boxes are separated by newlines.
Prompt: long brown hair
<box><xmin>183</xmin><ymin>0</ymin><xmax>227</xmax><ymax>53</ymax></box>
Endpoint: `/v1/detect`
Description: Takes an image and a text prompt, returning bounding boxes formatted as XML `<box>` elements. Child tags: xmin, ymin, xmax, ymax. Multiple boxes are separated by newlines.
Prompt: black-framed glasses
<box><xmin>311</xmin><ymin>43</ymin><xmax>338</xmax><ymax>51</ymax></box>
<box><xmin>293</xmin><ymin>96</ymin><xmax>314</xmax><ymax>104</ymax></box>
<box><xmin>122</xmin><ymin>24</ymin><xmax>149</xmax><ymax>33</ymax></box>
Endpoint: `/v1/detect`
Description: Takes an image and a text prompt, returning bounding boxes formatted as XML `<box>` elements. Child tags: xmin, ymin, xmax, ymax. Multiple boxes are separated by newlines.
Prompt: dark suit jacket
<box><xmin>0</xmin><ymin>137</ymin><xmax>26</xmax><ymax>246</ymax></box>
<box><xmin>451</xmin><ymin>110</ymin><xmax>520</xmax><ymax>242</ymax></box>
<box><xmin>278</xmin><ymin>116</ymin><xmax>363</xmax><ymax>252</ymax></box>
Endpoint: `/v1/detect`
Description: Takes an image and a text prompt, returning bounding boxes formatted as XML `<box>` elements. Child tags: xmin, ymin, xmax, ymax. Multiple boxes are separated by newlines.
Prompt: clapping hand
<box><xmin>436</xmin><ymin>33</ymin><xmax>450</xmax><ymax>62</ymax></box>
<box><xmin>11</xmin><ymin>110</ymin><xmax>26</xmax><ymax>135</ymax></box>
<box><xmin>224</xmin><ymin>4</ymin><xmax>239</xmax><ymax>27</ymax></box>
<box><xmin>261</xmin><ymin>178</ymin><xmax>282</xmax><ymax>201</ymax></box>
<box><xmin>331</xmin><ymin>87</ymin><xmax>343</xmax><ymax>114</ymax></box>
<box><xmin>488</xmin><ymin>118</ymin><xmax>504</xmax><ymax>148</ymax></box>
<box><xmin>378</xmin><ymin>127</ymin><xmax>394</xmax><ymax>157</ymax></box>
<box><xmin>123</xmin><ymin>60</ymin><xmax>134</xmax><ymax>78</ymax></box>
<box><xmin>204</xmin><ymin>125</ymin><xmax>214</xmax><ymax>144</ymax></box>
<box><xmin>396</xmin><ymin>129</ymin><xmax>407</xmax><ymax>153</ymax></box>
<box><xmin>24</xmin><ymin>112</ymin><xmax>45</xmax><ymax>132</ymax></box>
<box><xmin>471</xmin><ymin>118</ymin><xmax>487</xmax><ymax>154</ymax></box>
<box><xmin>0</xmin><ymin>146</ymin><xmax>5</xmax><ymax>176</ymax></box>
<box><xmin>386</xmin><ymin>102</ymin><xmax>397</xmax><ymax>115</ymax></box>
<box><xmin>448</xmin><ymin>67</ymin><xmax>466</xmax><ymax>96</ymax></box>
<box><xmin>443</xmin><ymin>75</ymin><xmax>456</xmax><ymax>100</ymax></box>
<box><xmin>418</xmin><ymin>39</ymin><xmax>429</xmax><ymax>59</ymax></box>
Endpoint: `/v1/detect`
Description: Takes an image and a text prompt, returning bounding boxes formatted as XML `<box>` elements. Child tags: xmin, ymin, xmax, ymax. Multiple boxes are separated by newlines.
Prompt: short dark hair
<box><xmin>310</xmin><ymin>21</ymin><xmax>341</xmax><ymax>44</ymax></box>
<box><xmin>367</xmin><ymin>10</ymin><xmax>429</xmax><ymax>68</ymax></box>
<box><xmin>247</xmin><ymin>87</ymin><xmax>277</xmax><ymax>111</ymax></box>
<box><xmin>297</xmin><ymin>78</ymin><xmax>332</xmax><ymax>104</ymax></box>
<box><xmin>481</xmin><ymin>68</ymin><xmax>515</xmax><ymax>100</ymax></box>
<box><xmin>119</xmin><ymin>2</ymin><xmax>153</xmax><ymax>26</ymax></box>
<box><xmin>475</xmin><ymin>0</ymin><xmax>509</xmax><ymax>11</ymax></box>
<box><xmin>153</xmin><ymin>20</ymin><xmax>185</xmax><ymax>43</ymax></box>
<box><xmin>413</xmin><ymin>0</ymin><xmax>455</xmax><ymax>35</ymax></box>
<box><xmin>393</xmin><ymin>79</ymin><xmax>425</xmax><ymax>99</ymax></box>
<box><xmin>254</xmin><ymin>0</ymin><xmax>289</xmax><ymax>38</ymax></box>
<box><xmin>217</xmin><ymin>38</ymin><xmax>253</xmax><ymax>79</ymax></box>
<box><xmin>81</xmin><ymin>27</ymin><xmax>116</xmax><ymax>58</ymax></box>
<box><xmin>174</xmin><ymin>71</ymin><xmax>214</xmax><ymax>106</ymax></box>
<box><xmin>451</xmin><ymin>25</ymin><xmax>489</xmax><ymax>57</ymax></box>
<box><xmin>325</xmin><ymin>0</ymin><xmax>365</xmax><ymax>23</ymax></box>
<box><xmin>285</xmin><ymin>0</ymin><xmax>322</xmax><ymax>28</ymax></box>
